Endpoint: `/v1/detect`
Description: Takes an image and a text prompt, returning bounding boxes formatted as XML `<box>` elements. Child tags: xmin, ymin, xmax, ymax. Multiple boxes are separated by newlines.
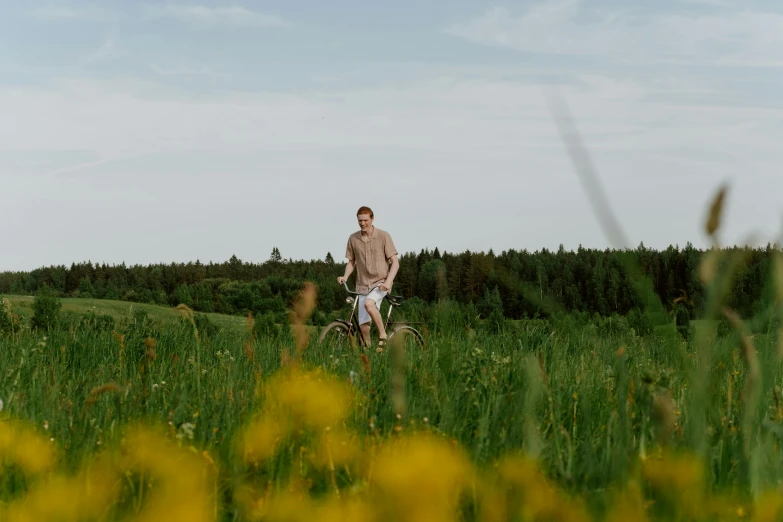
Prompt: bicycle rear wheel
<box><xmin>387</xmin><ymin>324</ymin><xmax>425</xmax><ymax>350</ymax></box>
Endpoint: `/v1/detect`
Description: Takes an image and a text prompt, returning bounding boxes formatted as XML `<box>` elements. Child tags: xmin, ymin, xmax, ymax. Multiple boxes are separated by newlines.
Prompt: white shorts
<box><xmin>358</xmin><ymin>285</ymin><xmax>387</xmax><ymax>325</ymax></box>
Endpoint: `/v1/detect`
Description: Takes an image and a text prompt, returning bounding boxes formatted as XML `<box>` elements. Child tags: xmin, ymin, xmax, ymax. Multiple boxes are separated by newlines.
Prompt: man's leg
<box><xmin>364</xmin><ymin>286</ymin><xmax>389</xmax><ymax>352</ymax></box>
<box><xmin>363</xmin><ymin>298</ymin><xmax>387</xmax><ymax>339</ymax></box>
<box><xmin>358</xmin><ymin>296</ymin><xmax>372</xmax><ymax>346</ymax></box>
<box><xmin>359</xmin><ymin>288</ymin><xmax>388</xmax><ymax>350</ymax></box>
<box><xmin>359</xmin><ymin>322</ymin><xmax>371</xmax><ymax>346</ymax></box>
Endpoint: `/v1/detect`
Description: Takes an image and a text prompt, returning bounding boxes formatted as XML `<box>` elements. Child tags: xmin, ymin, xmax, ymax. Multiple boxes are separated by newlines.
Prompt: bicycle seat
<box><xmin>386</xmin><ymin>294</ymin><xmax>405</xmax><ymax>306</ymax></box>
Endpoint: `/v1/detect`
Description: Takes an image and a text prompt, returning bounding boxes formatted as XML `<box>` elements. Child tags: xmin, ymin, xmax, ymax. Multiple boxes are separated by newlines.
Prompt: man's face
<box><xmin>357</xmin><ymin>213</ymin><xmax>373</xmax><ymax>232</ymax></box>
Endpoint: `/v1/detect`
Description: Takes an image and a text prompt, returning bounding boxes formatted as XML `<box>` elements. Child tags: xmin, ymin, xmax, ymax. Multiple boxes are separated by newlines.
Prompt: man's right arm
<box><xmin>338</xmin><ymin>238</ymin><xmax>355</xmax><ymax>285</ymax></box>
<box><xmin>337</xmin><ymin>259</ymin><xmax>354</xmax><ymax>285</ymax></box>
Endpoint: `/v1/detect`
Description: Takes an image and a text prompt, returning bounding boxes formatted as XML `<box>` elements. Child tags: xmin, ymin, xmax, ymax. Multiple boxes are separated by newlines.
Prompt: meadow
<box><xmin>2</xmin><ymin>188</ymin><xmax>783</xmax><ymax>521</ymax></box>
<box><xmin>0</xmin><ymin>279</ymin><xmax>782</xmax><ymax>521</ymax></box>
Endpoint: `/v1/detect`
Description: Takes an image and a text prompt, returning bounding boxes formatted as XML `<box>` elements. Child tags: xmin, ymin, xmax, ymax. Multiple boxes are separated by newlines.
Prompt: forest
<box><xmin>1</xmin><ymin>241</ymin><xmax>776</xmax><ymax>326</ymax></box>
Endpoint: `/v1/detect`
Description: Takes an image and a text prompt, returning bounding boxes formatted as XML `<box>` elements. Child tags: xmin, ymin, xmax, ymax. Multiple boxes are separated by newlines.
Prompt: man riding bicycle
<box><xmin>337</xmin><ymin>206</ymin><xmax>399</xmax><ymax>352</ymax></box>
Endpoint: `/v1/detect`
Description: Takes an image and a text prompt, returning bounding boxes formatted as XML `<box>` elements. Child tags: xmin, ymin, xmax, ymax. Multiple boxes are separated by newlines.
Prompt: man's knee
<box><xmin>364</xmin><ymin>298</ymin><xmax>376</xmax><ymax>312</ymax></box>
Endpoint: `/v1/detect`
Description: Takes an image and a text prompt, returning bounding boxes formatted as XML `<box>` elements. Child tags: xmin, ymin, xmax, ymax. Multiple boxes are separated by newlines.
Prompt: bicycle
<box><xmin>318</xmin><ymin>282</ymin><xmax>425</xmax><ymax>354</ymax></box>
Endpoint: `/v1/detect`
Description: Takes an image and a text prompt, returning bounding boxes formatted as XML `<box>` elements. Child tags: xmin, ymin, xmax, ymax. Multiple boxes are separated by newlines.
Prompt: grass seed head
<box><xmin>287</xmin><ymin>282</ymin><xmax>318</xmax><ymax>363</ymax></box>
<box><xmin>85</xmin><ymin>382</ymin><xmax>121</xmax><ymax>406</ymax></box>
<box><xmin>652</xmin><ymin>390</ymin><xmax>676</xmax><ymax>446</ymax></box>
<box><xmin>699</xmin><ymin>249</ymin><xmax>720</xmax><ymax>285</ymax></box>
<box><xmin>705</xmin><ymin>183</ymin><xmax>728</xmax><ymax>238</ymax></box>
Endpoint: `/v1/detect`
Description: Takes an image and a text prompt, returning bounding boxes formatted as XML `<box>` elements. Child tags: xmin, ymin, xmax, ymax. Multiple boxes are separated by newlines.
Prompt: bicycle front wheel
<box><xmin>317</xmin><ymin>321</ymin><xmax>356</xmax><ymax>357</ymax></box>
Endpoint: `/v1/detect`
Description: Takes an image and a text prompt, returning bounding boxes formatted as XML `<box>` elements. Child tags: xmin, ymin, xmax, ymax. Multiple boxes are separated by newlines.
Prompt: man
<box><xmin>337</xmin><ymin>206</ymin><xmax>399</xmax><ymax>352</ymax></box>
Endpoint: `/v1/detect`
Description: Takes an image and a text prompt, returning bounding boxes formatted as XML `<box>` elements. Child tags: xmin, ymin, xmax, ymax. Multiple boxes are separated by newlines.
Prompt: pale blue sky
<box><xmin>1</xmin><ymin>1</ymin><xmax>783</xmax><ymax>270</ymax></box>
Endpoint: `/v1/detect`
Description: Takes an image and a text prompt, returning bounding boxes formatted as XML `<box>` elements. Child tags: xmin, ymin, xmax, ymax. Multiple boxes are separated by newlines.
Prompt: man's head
<box><xmin>357</xmin><ymin>206</ymin><xmax>374</xmax><ymax>232</ymax></box>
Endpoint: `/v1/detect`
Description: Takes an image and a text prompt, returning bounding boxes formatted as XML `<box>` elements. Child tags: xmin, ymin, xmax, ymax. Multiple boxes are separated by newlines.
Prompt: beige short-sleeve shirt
<box><xmin>345</xmin><ymin>227</ymin><xmax>398</xmax><ymax>293</ymax></box>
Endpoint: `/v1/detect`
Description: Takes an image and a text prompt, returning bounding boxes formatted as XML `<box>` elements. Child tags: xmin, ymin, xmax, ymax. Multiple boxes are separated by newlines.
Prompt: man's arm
<box><xmin>381</xmin><ymin>255</ymin><xmax>399</xmax><ymax>292</ymax></box>
<box><xmin>337</xmin><ymin>259</ymin><xmax>355</xmax><ymax>285</ymax></box>
<box><xmin>338</xmin><ymin>238</ymin><xmax>355</xmax><ymax>285</ymax></box>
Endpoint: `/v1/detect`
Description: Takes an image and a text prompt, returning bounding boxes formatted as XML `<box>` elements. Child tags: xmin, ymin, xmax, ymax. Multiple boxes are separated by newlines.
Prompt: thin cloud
<box><xmin>445</xmin><ymin>0</ymin><xmax>783</xmax><ymax>67</ymax></box>
<box><xmin>676</xmin><ymin>0</ymin><xmax>738</xmax><ymax>6</ymax></box>
<box><xmin>144</xmin><ymin>4</ymin><xmax>289</xmax><ymax>28</ymax></box>
<box><xmin>150</xmin><ymin>62</ymin><xmax>229</xmax><ymax>79</ymax></box>
<box><xmin>31</xmin><ymin>5</ymin><xmax>109</xmax><ymax>21</ymax></box>
<box><xmin>42</xmin><ymin>156</ymin><xmax>127</xmax><ymax>179</ymax></box>
<box><xmin>3</xmin><ymin>72</ymin><xmax>781</xmax><ymax>160</ymax></box>
<box><xmin>83</xmin><ymin>33</ymin><xmax>117</xmax><ymax>63</ymax></box>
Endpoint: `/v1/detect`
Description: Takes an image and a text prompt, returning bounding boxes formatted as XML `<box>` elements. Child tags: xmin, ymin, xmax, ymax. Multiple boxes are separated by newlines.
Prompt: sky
<box><xmin>1</xmin><ymin>0</ymin><xmax>783</xmax><ymax>271</ymax></box>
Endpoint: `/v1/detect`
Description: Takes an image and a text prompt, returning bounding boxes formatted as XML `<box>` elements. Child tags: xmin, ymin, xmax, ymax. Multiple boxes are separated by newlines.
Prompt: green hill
<box><xmin>3</xmin><ymin>294</ymin><xmax>248</xmax><ymax>331</ymax></box>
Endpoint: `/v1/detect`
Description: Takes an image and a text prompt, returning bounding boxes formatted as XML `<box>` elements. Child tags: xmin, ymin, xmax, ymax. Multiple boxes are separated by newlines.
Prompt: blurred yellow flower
<box><xmin>119</xmin><ymin>425</ymin><xmax>216</xmax><ymax>522</ymax></box>
<box><xmin>754</xmin><ymin>490</ymin><xmax>783</xmax><ymax>522</ymax></box>
<box><xmin>371</xmin><ymin>432</ymin><xmax>472</xmax><ymax>522</ymax></box>
<box><xmin>237</xmin><ymin>415</ymin><xmax>285</xmax><ymax>465</ymax></box>
<box><xmin>310</xmin><ymin>427</ymin><xmax>361</xmax><ymax>470</ymax></box>
<box><xmin>604</xmin><ymin>481</ymin><xmax>650</xmax><ymax>522</ymax></box>
<box><xmin>236</xmin><ymin>367</ymin><xmax>360</xmax><ymax>468</ymax></box>
<box><xmin>254</xmin><ymin>493</ymin><xmax>375</xmax><ymax>522</ymax></box>
<box><xmin>0</xmin><ymin>463</ymin><xmax>119</xmax><ymax>521</ymax></box>
<box><xmin>263</xmin><ymin>367</ymin><xmax>356</xmax><ymax>432</ymax></box>
<box><xmin>0</xmin><ymin>419</ymin><xmax>56</xmax><ymax>475</ymax></box>
<box><xmin>642</xmin><ymin>451</ymin><xmax>703</xmax><ymax>495</ymax></box>
<box><xmin>491</xmin><ymin>454</ymin><xmax>591</xmax><ymax>522</ymax></box>
<box><xmin>642</xmin><ymin>450</ymin><xmax>705</xmax><ymax>519</ymax></box>
<box><xmin>310</xmin><ymin>496</ymin><xmax>375</xmax><ymax>522</ymax></box>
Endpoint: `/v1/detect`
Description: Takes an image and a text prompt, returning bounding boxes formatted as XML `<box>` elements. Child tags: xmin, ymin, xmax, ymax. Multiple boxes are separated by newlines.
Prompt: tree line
<box><xmin>0</xmin><ymin>242</ymin><xmax>778</xmax><ymax>324</ymax></box>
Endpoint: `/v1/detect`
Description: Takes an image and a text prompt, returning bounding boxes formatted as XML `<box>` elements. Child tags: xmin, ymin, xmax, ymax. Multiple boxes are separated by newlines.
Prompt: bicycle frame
<box><xmin>341</xmin><ymin>283</ymin><xmax>397</xmax><ymax>340</ymax></box>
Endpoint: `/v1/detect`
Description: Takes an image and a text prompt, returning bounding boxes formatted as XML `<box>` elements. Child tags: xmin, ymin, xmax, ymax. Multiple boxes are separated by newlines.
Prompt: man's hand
<box><xmin>337</xmin><ymin>276</ymin><xmax>347</xmax><ymax>285</ymax></box>
<box><xmin>380</xmin><ymin>281</ymin><xmax>392</xmax><ymax>292</ymax></box>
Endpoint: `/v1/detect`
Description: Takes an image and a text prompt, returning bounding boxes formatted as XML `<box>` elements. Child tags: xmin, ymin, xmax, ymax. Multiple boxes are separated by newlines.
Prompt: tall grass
<box><xmin>1</xmin><ymin>268</ymin><xmax>783</xmax><ymax>521</ymax></box>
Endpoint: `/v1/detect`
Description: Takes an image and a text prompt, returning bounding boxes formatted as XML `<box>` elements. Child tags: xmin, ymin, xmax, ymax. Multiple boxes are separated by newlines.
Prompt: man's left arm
<box><xmin>383</xmin><ymin>255</ymin><xmax>399</xmax><ymax>292</ymax></box>
<box><xmin>381</xmin><ymin>232</ymin><xmax>399</xmax><ymax>292</ymax></box>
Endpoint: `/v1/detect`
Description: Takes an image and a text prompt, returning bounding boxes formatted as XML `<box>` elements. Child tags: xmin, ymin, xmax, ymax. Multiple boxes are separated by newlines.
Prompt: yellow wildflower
<box><xmin>0</xmin><ymin>462</ymin><xmax>119</xmax><ymax>521</ymax></box>
<box><xmin>0</xmin><ymin>419</ymin><xmax>55</xmax><ymax>475</ymax></box>
<box><xmin>119</xmin><ymin>424</ymin><xmax>216</xmax><ymax>522</ymax></box>
<box><xmin>237</xmin><ymin>415</ymin><xmax>285</xmax><ymax>464</ymax></box>
<box><xmin>754</xmin><ymin>490</ymin><xmax>783</xmax><ymax>522</ymax></box>
<box><xmin>310</xmin><ymin>427</ymin><xmax>361</xmax><ymax>470</ymax></box>
<box><xmin>489</xmin><ymin>454</ymin><xmax>591</xmax><ymax>522</ymax></box>
<box><xmin>642</xmin><ymin>450</ymin><xmax>705</xmax><ymax>519</ymax></box>
<box><xmin>642</xmin><ymin>450</ymin><xmax>703</xmax><ymax>495</ymax></box>
<box><xmin>310</xmin><ymin>496</ymin><xmax>375</xmax><ymax>522</ymax></box>
<box><xmin>371</xmin><ymin>432</ymin><xmax>472</xmax><ymax>522</ymax></box>
<box><xmin>264</xmin><ymin>367</ymin><xmax>356</xmax><ymax>431</ymax></box>
<box><xmin>605</xmin><ymin>481</ymin><xmax>650</xmax><ymax>522</ymax></box>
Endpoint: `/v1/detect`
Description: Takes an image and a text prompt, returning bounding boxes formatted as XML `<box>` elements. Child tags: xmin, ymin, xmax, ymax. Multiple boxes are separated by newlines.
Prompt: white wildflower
<box><xmin>176</xmin><ymin>422</ymin><xmax>196</xmax><ymax>441</ymax></box>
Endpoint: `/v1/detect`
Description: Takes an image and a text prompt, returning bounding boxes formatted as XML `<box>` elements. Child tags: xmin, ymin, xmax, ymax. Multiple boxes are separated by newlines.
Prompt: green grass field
<box><xmin>1</xmin><ymin>277</ymin><xmax>783</xmax><ymax>521</ymax></box>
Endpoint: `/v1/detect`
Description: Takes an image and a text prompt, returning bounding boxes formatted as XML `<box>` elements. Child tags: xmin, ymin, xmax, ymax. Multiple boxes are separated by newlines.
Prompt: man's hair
<box><xmin>356</xmin><ymin>206</ymin><xmax>374</xmax><ymax>218</ymax></box>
